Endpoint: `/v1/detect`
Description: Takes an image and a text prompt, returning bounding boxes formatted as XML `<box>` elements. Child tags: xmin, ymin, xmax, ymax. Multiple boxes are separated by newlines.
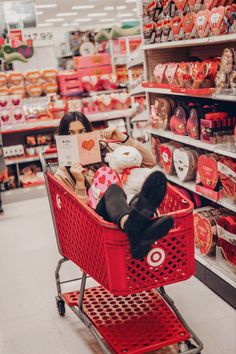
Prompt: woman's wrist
<box><xmin>122</xmin><ymin>134</ymin><xmax>129</xmax><ymax>143</ymax></box>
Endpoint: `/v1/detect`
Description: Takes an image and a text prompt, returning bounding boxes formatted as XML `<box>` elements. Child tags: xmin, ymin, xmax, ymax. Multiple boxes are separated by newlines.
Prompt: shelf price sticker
<box><xmin>22</xmin><ymin>28</ymin><xmax>54</xmax><ymax>47</ymax></box>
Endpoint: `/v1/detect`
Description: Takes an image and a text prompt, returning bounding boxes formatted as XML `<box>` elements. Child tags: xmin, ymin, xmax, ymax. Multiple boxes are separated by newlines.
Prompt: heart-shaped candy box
<box><xmin>173</xmin><ymin>148</ymin><xmax>199</xmax><ymax>181</ymax></box>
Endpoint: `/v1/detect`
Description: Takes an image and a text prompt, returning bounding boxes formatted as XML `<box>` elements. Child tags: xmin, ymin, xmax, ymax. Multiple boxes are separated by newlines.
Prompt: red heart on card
<box><xmin>98</xmin><ymin>175</ymin><xmax>106</xmax><ymax>184</ymax></box>
<box><xmin>82</xmin><ymin>139</ymin><xmax>95</xmax><ymax>151</ymax></box>
<box><xmin>174</xmin><ymin>0</ymin><xmax>188</xmax><ymax>11</ymax></box>
<box><xmin>209</xmin><ymin>7</ymin><xmax>225</xmax><ymax>35</ymax></box>
<box><xmin>195</xmin><ymin>10</ymin><xmax>210</xmax><ymax>38</ymax></box>
<box><xmin>197</xmin><ymin>155</ymin><xmax>219</xmax><ymax>190</ymax></box>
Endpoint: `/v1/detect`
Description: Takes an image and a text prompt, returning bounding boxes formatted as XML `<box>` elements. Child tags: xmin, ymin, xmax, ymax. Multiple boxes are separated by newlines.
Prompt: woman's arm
<box><xmin>101</xmin><ymin>127</ymin><xmax>156</xmax><ymax>168</ymax></box>
<box><xmin>55</xmin><ymin>167</ymin><xmax>89</xmax><ymax>203</ymax></box>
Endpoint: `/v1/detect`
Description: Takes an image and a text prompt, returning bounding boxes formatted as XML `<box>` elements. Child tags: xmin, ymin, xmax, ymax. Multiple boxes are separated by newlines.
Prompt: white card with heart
<box><xmin>56</xmin><ymin>131</ymin><xmax>102</xmax><ymax>167</ymax></box>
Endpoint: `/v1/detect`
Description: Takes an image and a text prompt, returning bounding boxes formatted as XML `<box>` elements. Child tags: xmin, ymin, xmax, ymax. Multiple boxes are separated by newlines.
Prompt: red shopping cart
<box><xmin>41</xmin><ymin>150</ymin><xmax>203</xmax><ymax>354</ymax></box>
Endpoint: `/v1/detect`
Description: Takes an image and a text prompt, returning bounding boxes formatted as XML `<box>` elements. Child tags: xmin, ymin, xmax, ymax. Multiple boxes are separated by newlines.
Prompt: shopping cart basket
<box><xmin>41</xmin><ymin>150</ymin><xmax>203</xmax><ymax>354</ymax></box>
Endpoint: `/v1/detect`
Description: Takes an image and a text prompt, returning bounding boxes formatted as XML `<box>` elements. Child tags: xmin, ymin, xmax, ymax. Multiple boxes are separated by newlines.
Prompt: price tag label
<box><xmin>22</xmin><ymin>28</ymin><xmax>54</xmax><ymax>47</ymax></box>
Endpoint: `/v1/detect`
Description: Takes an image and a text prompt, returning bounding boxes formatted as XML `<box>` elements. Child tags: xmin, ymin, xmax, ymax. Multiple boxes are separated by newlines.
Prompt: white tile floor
<box><xmin>0</xmin><ymin>197</ymin><xmax>235</xmax><ymax>354</ymax></box>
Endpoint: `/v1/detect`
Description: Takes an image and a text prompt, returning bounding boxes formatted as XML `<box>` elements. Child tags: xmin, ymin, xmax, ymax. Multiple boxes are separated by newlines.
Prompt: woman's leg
<box><xmin>95</xmin><ymin>184</ymin><xmax>130</xmax><ymax>226</ymax></box>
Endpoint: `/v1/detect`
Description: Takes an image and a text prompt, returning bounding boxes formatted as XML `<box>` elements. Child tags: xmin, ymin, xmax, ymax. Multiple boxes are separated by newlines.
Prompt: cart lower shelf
<box><xmin>62</xmin><ymin>286</ymin><xmax>190</xmax><ymax>354</ymax></box>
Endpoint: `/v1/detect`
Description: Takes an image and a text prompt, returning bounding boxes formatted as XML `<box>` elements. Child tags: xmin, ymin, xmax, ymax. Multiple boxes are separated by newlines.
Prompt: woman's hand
<box><xmin>100</xmin><ymin>127</ymin><xmax>127</xmax><ymax>142</ymax></box>
<box><xmin>70</xmin><ymin>163</ymin><xmax>85</xmax><ymax>185</ymax></box>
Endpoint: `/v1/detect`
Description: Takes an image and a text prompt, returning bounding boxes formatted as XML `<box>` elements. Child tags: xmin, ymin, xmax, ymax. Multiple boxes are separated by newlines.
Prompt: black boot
<box><xmin>124</xmin><ymin>171</ymin><xmax>168</xmax><ymax>252</ymax></box>
<box><xmin>131</xmin><ymin>216</ymin><xmax>174</xmax><ymax>259</ymax></box>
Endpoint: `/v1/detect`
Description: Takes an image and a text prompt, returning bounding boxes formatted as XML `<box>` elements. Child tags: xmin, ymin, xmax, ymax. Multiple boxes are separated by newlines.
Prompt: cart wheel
<box><xmin>178</xmin><ymin>340</ymin><xmax>201</xmax><ymax>353</ymax></box>
<box><xmin>56</xmin><ymin>297</ymin><xmax>65</xmax><ymax>316</ymax></box>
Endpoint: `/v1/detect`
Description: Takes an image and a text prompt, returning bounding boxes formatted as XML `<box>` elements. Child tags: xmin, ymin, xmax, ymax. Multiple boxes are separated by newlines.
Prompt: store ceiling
<box><xmin>34</xmin><ymin>0</ymin><xmax>138</xmax><ymax>28</ymax></box>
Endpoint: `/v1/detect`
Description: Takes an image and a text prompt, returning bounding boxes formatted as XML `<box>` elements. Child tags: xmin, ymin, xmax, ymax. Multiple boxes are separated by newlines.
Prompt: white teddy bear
<box><xmin>105</xmin><ymin>145</ymin><xmax>155</xmax><ymax>203</ymax></box>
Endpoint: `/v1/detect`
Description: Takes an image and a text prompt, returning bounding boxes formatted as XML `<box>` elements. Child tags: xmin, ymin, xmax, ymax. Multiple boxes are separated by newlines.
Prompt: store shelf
<box><xmin>150</xmin><ymin>128</ymin><xmax>236</xmax><ymax>159</ymax></box>
<box><xmin>143</xmin><ymin>86</ymin><xmax>236</xmax><ymax>102</ymax></box>
<box><xmin>155</xmin><ymin>165</ymin><xmax>236</xmax><ymax>212</ymax></box>
<box><xmin>142</xmin><ymin>33</ymin><xmax>236</xmax><ymax>51</ymax></box>
<box><xmin>87</xmin><ymin>108</ymin><xmax>134</xmax><ymax>123</ymax></box>
<box><xmin>5</xmin><ymin>153</ymin><xmax>57</xmax><ymax>166</ymax></box>
<box><xmin>0</xmin><ymin>119</ymin><xmax>61</xmax><ymax>134</ymax></box>
<box><xmin>127</xmin><ymin>47</ymin><xmax>144</xmax><ymax>69</ymax></box>
<box><xmin>130</xmin><ymin>85</ymin><xmax>145</xmax><ymax>96</ymax></box>
<box><xmin>132</xmin><ymin>110</ymin><xmax>148</xmax><ymax>122</ymax></box>
<box><xmin>195</xmin><ymin>249</ymin><xmax>235</xmax><ymax>288</ymax></box>
<box><xmin>88</xmin><ymin>88</ymin><xmax>127</xmax><ymax>97</ymax></box>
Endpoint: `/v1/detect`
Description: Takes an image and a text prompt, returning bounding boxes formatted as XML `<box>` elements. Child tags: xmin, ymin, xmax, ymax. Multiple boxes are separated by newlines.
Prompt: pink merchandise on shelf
<box><xmin>0</xmin><ymin>96</ymin><xmax>10</xmax><ymax>109</ymax></box>
<box><xmin>95</xmin><ymin>95</ymin><xmax>112</xmax><ymax>112</ymax></box>
<box><xmin>100</xmin><ymin>74</ymin><xmax>118</xmax><ymax>90</ymax></box>
<box><xmin>11</xmin><ymin>107</ymin><xmax>25</xmax><ymax>125</ymax></box>
<box><xmin>81</xmin><ymin>76</ymin><xmax>103</xmax><ymax>92</ymax></box>
<box><xmin>58</xmin><ymin>71</ymin><xmax>83</xmax><ymax>96</ymax></box>
<box><xmin>111</xmin><ymin>92</ymin><xmax>131</xmax><ymax>110</ymax></box>
<box><xmin>0</xmin><ymin>108</ymin><xmax>12</xmax><ymax>128</ymax></box>
<box><xmin>77</xmin><ymin>65</ymin><xmax>113</xmax><ymax>78</ymax></box>
<box><xmin>74</xmin><ymin>54</ymin><xmax>111</xmax><ymax>69</ymax></box>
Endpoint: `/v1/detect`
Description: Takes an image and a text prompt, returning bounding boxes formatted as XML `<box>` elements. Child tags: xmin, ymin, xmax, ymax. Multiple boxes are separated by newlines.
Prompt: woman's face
<box><xmin>68</xmin><ymin>121</ymin><xmax>86</xmax><ymax>135</ymax></box>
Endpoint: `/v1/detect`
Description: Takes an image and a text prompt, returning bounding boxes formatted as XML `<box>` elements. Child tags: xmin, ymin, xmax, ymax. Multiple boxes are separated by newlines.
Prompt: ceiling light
<box><xmin>46</xmin><ymin>18</ymin><xmax>64</xmax><ymax>22</ymax></box>
<box><xmin>99</xmin><ymin>18</ymin><xmax>115</xmax><ymax>22</ymax></box>
<box><xmin>36</xmin><ymin>4</ymin><xmax>57</xmax><ymax>9</ymax></box>
<box><xmin>73</xmin><ymin>18</ymin><xmax>92</xmax><ymax>22</ymax></box>
<box><xmin>57</xmin><ymin>13</ymin><xmax>77</xmax><ymax>17</ymax></box>
<box><xmin>38</xmin><ymin>23</ymin><xmax>53</xmax><ymax>27</ymax></box>
<box><xmin>116</xmin><ymin>6</ymin><xmax>127</xmax><ymax>10</ymax></box>
<box><xmin>89</xmin><ymin>12</ymin><xmax>108</xmax><ymax>17</ymax></box>
<box><xmin>117</xmin><ymin>13</ymin><xmax>133</xmax><ymax>17</ymax></box>
<box><xmin>72</xmin><ymin>5</ymin><xmax>95</xmax><ymax>9</ymax></box>
<box><xmin>104</xmin><ymin>6</ymin><xmax>114</xmax><ymax>10</ymax></box>
<box><xmin>36</xmin><ymin>11</ymin><xmax>43</xmax><ymax>15</ymax></box>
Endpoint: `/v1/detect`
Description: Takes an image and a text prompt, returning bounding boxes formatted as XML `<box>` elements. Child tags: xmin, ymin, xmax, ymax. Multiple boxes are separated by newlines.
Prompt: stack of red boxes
<box><xmin>74</xmin><ymin>54</ymin><xmax>112</xmax><ymax>77</ymax></box>
<box><xmin>57</xmin><ymin>71</ymin><xmax>83</xmax><ymax>96</ymax></box>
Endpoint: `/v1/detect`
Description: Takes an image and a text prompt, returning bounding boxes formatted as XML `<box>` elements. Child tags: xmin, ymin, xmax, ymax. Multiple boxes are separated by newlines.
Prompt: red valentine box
<box><xmin>151</xmin><ymin>135</ymin><xmax>165</xmax><ymax>165</ymax></box>
<box><xmin>217</xmin><ymin>220</ymin><xmax>236</xmax><ymax>268</ymax></box>
<box><xmin>165</xmin><ymin>63</ymin><xmax>179</xmax><ymax>85</ymax></box>
<box><xmin>74</xmin><ymin>54</ymin><xmax>111</xmax><ymax>69</ymax></box>
<box><xmin>155</xmin><ymin>21</ymin><xmax>163</xmax><ymax>43</ymax></box>
<box><xmin>194</xmin><ymin>209</ymin><xmax>218</xmax><ymax>256</ymax></box>
<box><xmin>218</xmin><ymin>159</ymin><xmax>236</xmax><ymax>202</ymax></box>
<box><xmin>204</xmin><ymin>0</ymin><xmax>219</xmax><ymax>10</ymax></box>
<box><xmin>151</xmin><ymin>98</ymin><xmax>172</xmax><ymax>130</ymax></box>
<box><xmin>162</xmin><ymin>19</ymin><xmax>172</xmax><ymax>41</ymax></box>
<box><xmin>174</xmin><ymin>0</ymin><xmax>188</xmax><ymax>12</ymax></box>
<box><xmin>0</xmin><ymin>108</ymin><xmax>12</xmax><ymax>128</ymax></box>
<box><xmin>58</xmin><ymin>71</ymin><xmax>83</xmax><ymax>96</ymax></box>
<box><xmin>195</xmin><ymin>10</ymin><xmax>210</xmax><ymax>38</ymax></box>
<box><xmin>143</xmin><ymin>22</ymin><xmax>156</xmax><ymax>44</ymax></box>
<box><xmin>0</xmin><ymin>96</ymin><xmax>10</xmax><ymax>109</ymax></box>
<box><xmin>183</xmin><ymin>12</ymin><xmax>196</xmax><ymax>39</ymax></box>
<box><xmin>77</xmin><ymin>65</ymin><xmax>112</xmax><ymax>78</ymax></box>
<box><xmin>200</xmin><ymin>118</ymin><xmax>217</xmax><ymax>144</ymax></box>
<box><xmin>170</xmin><ymin>106</ymin><xmax>189</xmax><ymax>135</ymax></box>
<box><xmin>171</xmin><ymin>17</ymin><xmax>184</xmax><ymax>40</ymax></box>
<box><xmin>154</xmin><ymin>64</ymin><xmax>167</xmax><ymax>84</ymax></box>
<box><xmin>11</xmin><ymin>107</ymin><xmax>25</xmax><ymax>125</ymax></box>
<box><xmin>209</xmin><ymin>6</ymin><xmax>227</xmax><ymax>36</ymax></box>
<box><xmin>187</xmin><ymin>107</ymin><xmax>200</xmax><ymax>139</ymax></box>
<box><xmin>160</xmin><ymin>143</ymin><xmax>176</xmax><ymax>175</ymax></box>
<box><xmin>196</xmin><ymin>154</ymin><xmax>224</xmax><ymax>201</ymax></box>
<box><xmin>81</xmin><ymin>76</ymin><xmax>103</xmax><ymax>92</ymax></box>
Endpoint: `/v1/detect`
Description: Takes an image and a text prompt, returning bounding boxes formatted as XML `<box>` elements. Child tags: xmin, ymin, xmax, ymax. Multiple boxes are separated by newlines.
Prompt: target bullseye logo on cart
<box><xmin>147</xmin><ymin>248</ymin><xmax>165</xmax><ymax>267</ymax></box>
<box><xmin>56</xmin><ymin>194</ymin><xmax>61</xmax><ymax>209</ymax></box>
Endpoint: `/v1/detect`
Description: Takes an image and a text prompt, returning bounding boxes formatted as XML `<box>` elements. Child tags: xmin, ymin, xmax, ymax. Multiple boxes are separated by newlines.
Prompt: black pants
<box><xmin>95</xmin><ymin>184</ymin><xmax>131</xmax><ymax>227</ymax></box>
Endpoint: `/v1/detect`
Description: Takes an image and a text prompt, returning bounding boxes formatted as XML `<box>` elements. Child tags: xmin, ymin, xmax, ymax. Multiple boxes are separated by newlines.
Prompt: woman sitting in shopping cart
<box><xmin>55</xmin><ymin>112</ymin><xmax>173</xmax><ymax>259</ymax></box>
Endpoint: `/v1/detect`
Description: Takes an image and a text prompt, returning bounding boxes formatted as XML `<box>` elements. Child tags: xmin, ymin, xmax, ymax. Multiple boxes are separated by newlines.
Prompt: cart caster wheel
<box><xmin>56</xmin><ymin>297</ymin><xmax>65</xmax><ymax>316</ymax></box>
<box><xmin>178</xmin><ymin>340</ymin><xmax>201</xmax><ymax>353</ymax></box>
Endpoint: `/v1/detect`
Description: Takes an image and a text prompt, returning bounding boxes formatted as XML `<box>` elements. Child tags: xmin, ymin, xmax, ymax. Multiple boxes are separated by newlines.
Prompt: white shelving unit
<box><xmin>150</xmin><ymin>128</ymin><xmax>236</xmax><ymax>159</ymax></box>
<box><xmin>142</xmin><ymin>33</ymin><xmax>236</xmax><ymax>51</ymax></box>
<box><xmin>141</xmin><ymin>4</ymin><xmax>236</xmax><ymax>305</ymax></box>
<box><xmin>130</xmin><ymin>85</ymin><xmax>145</xmax><ymax>96</ymax></box>
<box><xmin>143</xmin><ymin>86</ymin><xmax>236</xmax><ymax>102</ymax></box>
<box><xmin>5</xmin><ymin>153</ymin><xmax>57</xmax><ymax>166</ymax></box>
<box><xmin>127</xmin><ymin>47</ymin><xmax>144</xmax><ymax>69</ymax></box>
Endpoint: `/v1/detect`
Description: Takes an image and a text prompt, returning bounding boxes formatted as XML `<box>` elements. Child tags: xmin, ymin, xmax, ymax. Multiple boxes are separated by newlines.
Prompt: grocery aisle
<box><xmin>0</xmin><ymin>197</ymin><xmax>235</xmax><ymax>354</ymax></box>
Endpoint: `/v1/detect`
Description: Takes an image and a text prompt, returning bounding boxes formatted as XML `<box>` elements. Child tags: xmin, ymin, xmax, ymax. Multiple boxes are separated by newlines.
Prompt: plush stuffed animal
<box><xmin>104</xmin><ymin>145</ymin><xmax>154</xmax><ymax>203</ymax></box>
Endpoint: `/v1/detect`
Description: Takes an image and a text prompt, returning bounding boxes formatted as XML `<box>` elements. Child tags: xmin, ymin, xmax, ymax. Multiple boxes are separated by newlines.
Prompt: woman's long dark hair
<box><xmin>58</xmin><ymin>111</ymin><xmax>93</xmax><ymax>135</ymax></box>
